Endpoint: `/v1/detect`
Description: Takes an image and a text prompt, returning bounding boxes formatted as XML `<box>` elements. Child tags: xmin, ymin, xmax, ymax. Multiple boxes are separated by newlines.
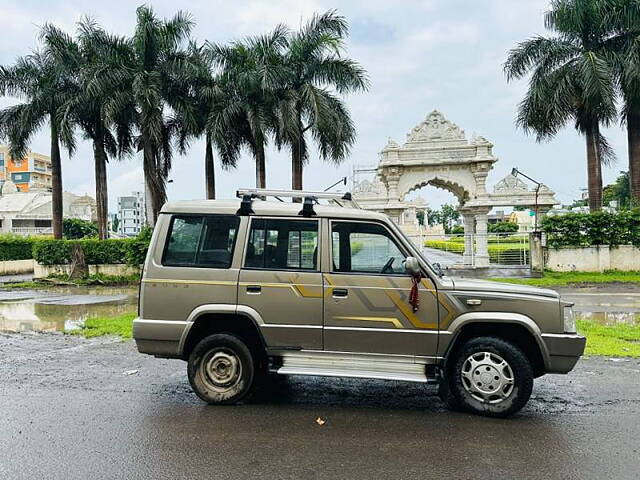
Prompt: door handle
<box><xmin>332</xmin><ymin>288</ymin><xmax>348</xmax><ymax>298</ymax></box>
<box><xmin>246</xmin><ymin>285</ymin><xmax>262</xmax><ymax>294</ymax></box>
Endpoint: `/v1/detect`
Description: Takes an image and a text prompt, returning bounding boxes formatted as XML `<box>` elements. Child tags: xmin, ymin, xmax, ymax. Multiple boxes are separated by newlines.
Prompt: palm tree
<box><xmin>602</xmin><ymin>0</ymin><xmax>640</xmax><ymax>207</ymax></box>
<box><xmin>0</xmin><ymin>41</ymin><xmax>76</xmax><ymax>238</ymax></box>
<box><xmin>43</xmin><ymin>20</ymin><xmax>132</xmax><ymax>239</ymax></box>
<box><xmin>206</xmin><ymin>25</ymin><xmax>289</xmax><ymax>189</ymax></box>
<box><xmin>117</xmin><ymin>5</ymin><xmax>195</xmax><ymax>225</ymax></box>
<box><xmin>174</xmin><ymin>42</ymin><xmax>239</xmax><ymax>199</ymax></box>
<box><xmin>277</xmin><ymin>10</ymin><xmax>368</xmax><ymax>195</ymax></box>
<box><xmin>504</xmin><ymin>0</ymin><xmax>617</xmax><ymax>212</ymax></box>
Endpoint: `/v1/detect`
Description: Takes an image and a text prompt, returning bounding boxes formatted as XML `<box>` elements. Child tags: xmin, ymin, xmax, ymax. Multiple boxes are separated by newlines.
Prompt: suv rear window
<box><xmin>163</xmin><ymin>215</ymin><xmax>239</xmax><ymax>268</ymax></box>
<box><xmin>245</xmin><ymin>219</ymin><xmax>318</xmax><ymax>270</ymax></box>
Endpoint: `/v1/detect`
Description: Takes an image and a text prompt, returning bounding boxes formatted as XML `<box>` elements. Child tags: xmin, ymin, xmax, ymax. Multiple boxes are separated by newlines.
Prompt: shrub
<box><xmin>489</xmin><ymin>221</ymin><xmax>519</xmax><ymax>233</ymax></box>
<box><xmin>33</xmin><ymin>238</ymin><xmax>148</xmax><ymax>266</ymax></box>
<box><xmin>424</xmin><ymin>239</ymin><xmax>465</xmax><ymax>254</ymax></box>
<box><xmin>63</xmin><ymin>218</ymin><xmax>98</xmax><ymax>239</ymax></box>
<box><xmin>542</xmin><ymin>210</ymin><xmax>640</xmax><ymax>248</ymax></box>
<box><xmin>33</xmin><ymin>240</ymin><xmax>72</xmax><ymax>265</ymax></box>
<box><xmin>80</xmin><ymin>239</ymin><xmax>130</xmax><ymax>264</ymax></box>
<box><xmin>0</xmin><ymin>234</ymin><xmax>37</xmax><ymax>261</ymax></box>
<box><xmin>125</xmin><ymin>240</ymin><xmax>149</xmax><ymax>266</ymax></box>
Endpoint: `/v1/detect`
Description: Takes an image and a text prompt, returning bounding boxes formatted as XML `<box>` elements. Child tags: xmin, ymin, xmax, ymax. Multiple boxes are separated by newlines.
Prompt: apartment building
<box><xmin>0</xmin><ymin>145</ymin><xmax>52</xmax><ymax>192</ymax></box>
<box><xmin>117</xmin><ymin>191</ymin><xmax>146</xmax><ymax>237</ymax></box>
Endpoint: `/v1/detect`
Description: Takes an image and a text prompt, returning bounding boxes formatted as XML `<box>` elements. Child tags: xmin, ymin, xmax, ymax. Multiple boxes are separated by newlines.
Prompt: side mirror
<box><xmin>404</xmin><ymin>256</ymin><xmax>421</xmax><ymax>277</ymax></box>
<box><xmin>432</xmin><ymin>262</ymin><xmax>444</xmax><ymax>277</ymax></box>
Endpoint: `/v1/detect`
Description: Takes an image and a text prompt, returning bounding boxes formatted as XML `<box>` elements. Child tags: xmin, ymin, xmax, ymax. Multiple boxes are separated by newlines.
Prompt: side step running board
<box><xmin>271</xmin><ymin>351</ymin><xmax>440</xmax><ymax>384</ymax></box>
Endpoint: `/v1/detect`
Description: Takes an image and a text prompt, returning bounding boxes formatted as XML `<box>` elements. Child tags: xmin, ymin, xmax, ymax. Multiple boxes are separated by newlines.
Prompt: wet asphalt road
<box><xmin>1</xmin><ymin>334</ymin><xmax>639</xmax><ymax>480</ymax></box>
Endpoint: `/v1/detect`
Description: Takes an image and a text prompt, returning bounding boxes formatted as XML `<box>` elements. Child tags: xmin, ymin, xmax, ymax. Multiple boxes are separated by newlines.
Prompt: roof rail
<box><xmin>235</xmin><ymin>188</ymin><xmax>359</xmax><ymax>216</ymax></box>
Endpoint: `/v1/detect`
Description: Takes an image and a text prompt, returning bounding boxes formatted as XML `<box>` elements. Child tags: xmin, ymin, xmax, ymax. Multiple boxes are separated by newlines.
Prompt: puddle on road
<box><xmin>559</xmin><ymin>289</ymin><xmax>640</xmax><ymax>326</ymax></box>
<box><xmin>577</xmin><ymin>311</ymin><xmax>640</xmax><ymax>325</ymax></box>
<box><xmin>0</xmin><ymin>287</ymin><xmax>137</xmax><ymax>333</ymax></box>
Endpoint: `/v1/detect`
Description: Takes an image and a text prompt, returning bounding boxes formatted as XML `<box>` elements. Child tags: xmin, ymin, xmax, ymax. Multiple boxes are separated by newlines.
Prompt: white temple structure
<box><xmin>353</xmin><ymin>110</ymin><xmax>558</xmax><ymax>267</ymax></box>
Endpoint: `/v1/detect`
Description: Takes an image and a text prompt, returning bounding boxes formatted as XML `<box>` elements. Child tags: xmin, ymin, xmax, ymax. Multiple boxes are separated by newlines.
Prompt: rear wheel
<box><xmin>187</xmin><ymin>333</ymin><xmax>255</xmax><ymax>404</ymax></box>
<box><xmin>441</xmin><ymin>336</ymin><xmax>533</xmax><ymax>417</ymax></box>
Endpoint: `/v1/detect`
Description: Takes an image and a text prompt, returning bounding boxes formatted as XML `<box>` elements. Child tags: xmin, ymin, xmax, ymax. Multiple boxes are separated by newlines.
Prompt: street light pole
<box><xmin>324</xmin><ymin>177</ymin><xmax>347</xmax><ymax>192</ymax></box>
<box><xmin>511</xmin><ymin>167</ymin><xmax>542</xmax><ymax>232</ymax></box>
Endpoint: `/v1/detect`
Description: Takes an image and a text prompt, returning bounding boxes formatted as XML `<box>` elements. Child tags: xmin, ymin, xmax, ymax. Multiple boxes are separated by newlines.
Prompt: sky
<box><xmin>0</xmin><ymin>0</ymin><xmax>630</xmax><ymax>212</ymax></box>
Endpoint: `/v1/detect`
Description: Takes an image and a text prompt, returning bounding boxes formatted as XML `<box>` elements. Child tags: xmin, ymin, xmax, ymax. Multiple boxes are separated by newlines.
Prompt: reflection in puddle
<box><xmin>577</xmin><ymin>311</ymin><xmax>640</xmax><ymax>326</ymax></box>
<box><xmin>0</xmin><ymin>287</ymin><xmax>137</xmax><ymax>333</ymax></box>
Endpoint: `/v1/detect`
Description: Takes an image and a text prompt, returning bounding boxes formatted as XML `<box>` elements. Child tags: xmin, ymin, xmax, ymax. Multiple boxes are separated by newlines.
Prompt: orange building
<box><xmin>0</xmin><ymin>145</ymin><xmax>52</xmax><ymax>192</ymax></box>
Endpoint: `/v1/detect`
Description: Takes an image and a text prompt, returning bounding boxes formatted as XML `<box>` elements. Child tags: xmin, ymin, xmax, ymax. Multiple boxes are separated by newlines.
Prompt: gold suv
<box><xmin>134</xmin><ymin>189</ymin><xmax>585</xmax><ymax>417</ymax></box>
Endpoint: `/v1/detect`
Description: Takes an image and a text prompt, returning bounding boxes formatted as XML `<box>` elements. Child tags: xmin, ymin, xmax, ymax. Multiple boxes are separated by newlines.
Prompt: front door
<box><xmin>238</xmin><ymin>217</ymin><xmax>323</xmax><ymax>350</ymax></box>
<box><xmin>323</xmin><ymin>220</ymin><xmax>439</xmax><ymax>357</ymax></box>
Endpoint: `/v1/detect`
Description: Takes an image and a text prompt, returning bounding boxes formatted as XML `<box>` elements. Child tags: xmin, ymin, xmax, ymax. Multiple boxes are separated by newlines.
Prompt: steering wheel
<box><xmin>381</xmin><ymin>257</ymin><xmax>395</xmax><ymax>274</ymax></box>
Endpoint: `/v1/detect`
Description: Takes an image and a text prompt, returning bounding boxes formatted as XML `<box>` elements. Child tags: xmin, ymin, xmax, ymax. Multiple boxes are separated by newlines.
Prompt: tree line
<box><xmin>0</xmin><ymin>6</ymin><xmax>368</xmax><ymax>239</ymax></box>
<box><xmin>505</xmin><ymin>0</ymin><xmax>640</xmax><ymax>212</ymax></box>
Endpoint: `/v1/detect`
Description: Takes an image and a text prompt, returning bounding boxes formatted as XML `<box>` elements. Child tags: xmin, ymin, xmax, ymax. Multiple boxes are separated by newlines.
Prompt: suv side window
<box><xmin>163</xmin><ymin>215</ymin><xmax>239</xmax><ymax>268</ymax></box>
<box><xmin>331</xmin><ymin>221</ymin><xmax>406</xmax><ymax>274</ymax></box>
<box><xmin>245</xmin><ymin>218</ymin><xmax>318</xmax><ymax>270</ymax></box>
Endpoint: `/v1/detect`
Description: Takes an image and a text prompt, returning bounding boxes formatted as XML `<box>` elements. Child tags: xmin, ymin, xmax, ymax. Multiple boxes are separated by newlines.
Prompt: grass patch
<box><xmin>0</xmin><ymin>281</ymin><xmax>46</xmax><ymax>289</ymax></box>
<box><xmin>67</xmin><ymin>313</ymin><xmax>136</xmax><ymax>339</ymax></box>
<box><xmin>491</xmin><ymin>270</ymin><xmax>640</xmax><ymax>287</ymax></box>
<box><xmin>578</xmin><ymin>318</ymin><xmax>640</xmax><ymax>357</ymax></box>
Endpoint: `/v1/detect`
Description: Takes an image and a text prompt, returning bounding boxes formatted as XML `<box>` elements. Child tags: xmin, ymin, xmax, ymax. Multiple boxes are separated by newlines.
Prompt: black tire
<box><xmin>442</xmin><ymin>336</ymin><xmax>533</xmax><ymax>418</ymax></box>
<box><xmin>187</xmin><ymin>333</ymin><xmax>255</xmax><ymax>405</ymax></box>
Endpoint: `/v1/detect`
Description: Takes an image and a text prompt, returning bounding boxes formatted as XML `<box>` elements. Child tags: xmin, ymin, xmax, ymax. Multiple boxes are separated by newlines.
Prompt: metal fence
<box><xmin>421</xmin><ymin>232</ymin><xmax>531</xmax><ymax>268</ymax></box>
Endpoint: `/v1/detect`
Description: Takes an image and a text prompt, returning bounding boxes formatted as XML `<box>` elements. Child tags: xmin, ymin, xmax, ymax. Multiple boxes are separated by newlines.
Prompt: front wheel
<box><xmin>440</xmin><ymin>336</ymin><xmax>533</xmax><ymax>417</ymax></box>
<box><xmin>187</xmin><ymin>333</ymin><xmax>255</xmax><ymax>405</ymax></box>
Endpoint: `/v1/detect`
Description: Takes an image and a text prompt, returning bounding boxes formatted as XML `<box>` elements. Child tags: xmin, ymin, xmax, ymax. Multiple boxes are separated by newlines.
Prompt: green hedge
<box><xmin>542</xmin><ymin>210</ymin><xmax>640</xmax><ymax>248</ymax></box>
<box><xmin>0</xmin><ymin>234</ymin><xmax>38</xmax><ymax>261</ymax></box>
<box><xmin>33</xmin><ymin>238</ymin><xmax>149</xmax><ymax>266</ymax></box>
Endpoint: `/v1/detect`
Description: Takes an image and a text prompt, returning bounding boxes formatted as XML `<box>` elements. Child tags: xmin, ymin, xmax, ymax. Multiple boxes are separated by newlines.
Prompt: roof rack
<box><xmin>235</xmin><ymin>188</ymin><xmax>359</xmax><ymax>216</ymax></box>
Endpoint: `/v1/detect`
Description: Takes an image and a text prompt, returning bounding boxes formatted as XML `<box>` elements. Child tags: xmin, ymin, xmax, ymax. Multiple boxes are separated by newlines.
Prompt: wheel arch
<box><xmin>179</xmin><ymin>305</ymin><xmax>267</xmax><ymax>361</ymax></box>
<box><xmin>441</xmin><ymin>313</ymin><xmax>549</xmax><ymax>377</ymax></box>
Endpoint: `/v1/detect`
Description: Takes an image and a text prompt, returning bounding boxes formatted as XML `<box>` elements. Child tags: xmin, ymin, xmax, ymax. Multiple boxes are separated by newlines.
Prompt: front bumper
<box><xmin>133</xmin><ymin>318</ymin><xmax>189</xmax><ymax>358</ymax></box>
<box><xmin>541</xmin><ymin>333</ymin><xmax>586</xmax><ymax>374</ymax></box>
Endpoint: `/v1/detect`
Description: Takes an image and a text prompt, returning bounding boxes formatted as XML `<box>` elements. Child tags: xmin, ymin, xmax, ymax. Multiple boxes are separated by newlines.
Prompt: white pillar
<box><xmin>462</xmin><ymin>214</ymin><xmax>475</xmax><ymax>266</ymax></box>
<box><xmin>475</xmin><ymin>213</ymin><xmax>490</xmax><ymax>267</ymax></box>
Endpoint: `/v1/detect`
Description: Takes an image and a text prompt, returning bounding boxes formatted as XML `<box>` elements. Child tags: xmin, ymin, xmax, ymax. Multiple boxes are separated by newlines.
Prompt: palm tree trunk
<box><xmin>205</xmin><ymin>133</ymin><xmax>215</xmax><ymax>199</ymax></box>
<box><xmin>256</xmin><ymin>140</ymin><xmax>266</xmax><ymax>189</ymax></box>
<box><xmin>50</xmin><ymin>117</ymin><xmax>63</xmax><ymax>239</ymax></box>
<box><xmin>291</xmin><ymin>142</ymin><xmax>303</xmax><ymax>202</ymax></box>
<box><xmin>142</xmin><ymin>133</ymin><xmax>165</xmax><ymax>226</ymax></box>
<box><xmin>93</xmin><ymin>136</ymin><xmax>108</xmax><ymax>240</ymax></box>
<box><xmin>628</xmin><ymin>111</ymin><xmax>640</xmax><ymax>208</ymax></box>
<box><xmin>585</xmin><ymin>122</ymin><xmax>603</xmax><ymax>212</ymax></box>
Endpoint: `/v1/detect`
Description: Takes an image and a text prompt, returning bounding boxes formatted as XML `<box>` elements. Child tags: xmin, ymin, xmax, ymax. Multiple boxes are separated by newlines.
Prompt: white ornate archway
<box><xmin>353</xmin><ymin>110</ymin><xmax>558</xmax><ymax>267</ymax></box>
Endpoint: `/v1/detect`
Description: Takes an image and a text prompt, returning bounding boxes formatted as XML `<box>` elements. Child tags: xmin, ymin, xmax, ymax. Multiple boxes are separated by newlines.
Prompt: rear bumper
<box><xmin>133</xmin><ymin>318</ymin><xmax>189</xmax><ymax>358</ymax></box>
<box><xmin>541</xmin><ymin>333</ymin><xmax>586</xmax><ymax>374</ymax></box>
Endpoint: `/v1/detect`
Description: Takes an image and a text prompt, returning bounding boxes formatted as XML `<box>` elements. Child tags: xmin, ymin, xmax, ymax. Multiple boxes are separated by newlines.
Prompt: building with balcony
<box><xmin>0</xmin><ymin>145</ymin><xmax>53</xmax><ymax>192</ymax></box>
<box><xmin>117</xmin><ymin>191</ymin><xmax>146</xmax><ymax>237</ymax></box>
<box><xmin>0</xmin><ymin>180</ymin><xmax>96</xmax><ymax>235</ymax></box>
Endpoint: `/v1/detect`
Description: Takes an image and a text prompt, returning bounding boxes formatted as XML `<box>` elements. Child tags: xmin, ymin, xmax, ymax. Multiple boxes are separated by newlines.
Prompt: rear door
<box><xmin>323</xmin><ymin>220</ymin><xmax>439</xmax><ymax>357</ymax></box>
<box><xmin>237</xmin><ymin>217</ymin><xmax>323</xmax><ymax>350</ymax></box>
